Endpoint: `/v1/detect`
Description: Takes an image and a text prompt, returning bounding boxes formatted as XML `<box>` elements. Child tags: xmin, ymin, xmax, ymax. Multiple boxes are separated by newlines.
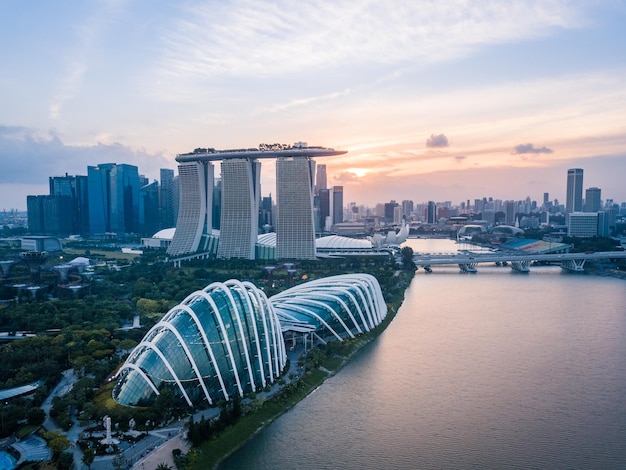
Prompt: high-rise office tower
<box><xmin>427</xmin><ymin>201</ymin><xmax>437</xmax><ymax>224</ymax></box>
<box><xmin>217</xmin><ymin>159</ymin><xmax>261</xmax><ymax>260</ymax></box>
<box><xmin>167</xmin><ymin>161</ymin><xmax>214</xmax><ymax>256</ymax></box>
<box><xmin>331</xmin><ymin>185</ymin><xmax>344</xmax><ymax>226</ymax></box>
<box><xmin>401</xmin><ymin>200</ymin><xmax>414</xmax><ymax>220</ymax></box>
<box><xmin>139</xmin><ymin>180</ymin><xmax>160</xmax><ymax>236</ymax></box>
<box><xmin>212</xmin><ymin>178</ymin><xmax>222</xmax><ymax>230</ymax></box>
<box><xmin>318</xmin><ymin>188</ymin><xmax>330</xmax><ymax>232</ymax></box>
<box><xmin>49</xmin><ymin>174</ymin><xmax>89</xmax><ymax>235</ymax></box>
<box><xmin>566</xmin><ymin>168</ymin><xmax>584</xmax><ymax>213</ymax></box>
<box><xmin>315</xmin><ymin>164</ymin><xmax>327</xmax><ymax>194</ymax></box>
<box><xmin>276</xmin><ymin>156</ymin><xmax>317</xmax><ymax>260</ymax></box>
<box><xmin>159</xmin><ymin>168</ymin><xmax>176</xmax><ymax>229</ymax></box>
<box><xmin>585</xmin><ymin>187</ymin><xmax>601</xmax><ymax>212</ymax></box>
<box><xmin>260</xmin><ymin>195</ymin><xmax>273</xmax><ymax>231</ymax></box>
<box><xmin>87</xmin><ymin>163</ymin><xmax>140</xmax><ymax>236</ymax></box>
<box><xmin>505</xmin><ymin>200</ymin><xmax>517</xmax><ymax>225</ymax></box>
<box><xmin>384</xmin><ymin>200</ymin><xmax>398</xmax><ymax>223</ymax></box>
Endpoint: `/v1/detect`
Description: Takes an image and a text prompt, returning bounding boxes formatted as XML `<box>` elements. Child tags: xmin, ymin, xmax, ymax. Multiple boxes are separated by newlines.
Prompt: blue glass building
<box><xmin>87</xmin><ymin>163</ymin><xmax>140</xmax><ymax>236</ymax></box>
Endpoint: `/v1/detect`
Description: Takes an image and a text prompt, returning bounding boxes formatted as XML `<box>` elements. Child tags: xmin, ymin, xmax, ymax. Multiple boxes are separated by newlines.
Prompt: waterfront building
<box><xmin>566</xmin><ymin>168</ymin><xmax>584</xmax><ymax>213</ymax></box>
<box><xmin>271</xmin><ymin>274</ymin><xmax>387</xmax><ymax>342</ymax></box>
<box><xmin>168</xmin><ymin>144</ymin><xmax>346</xmax><ymax>260</ymax></box>
<box><xmin>113</xmin><ymin>273</ymin><xmax>386</xmax><ymax>408</ymax></box>
<box><xmin>167</xmin><ymin>161</ymin><xmax>214</xmax><ymax>256</ymax></box>
<box><xmin>113</xmin><ymin>280</ymin><xmax>287</xmax><ymax>408</ymax></box>
<box><xmin>217</xmin><ymin>158</ymin><xmax>262</xmax><ymax>260</ymax></box>
<box><xmin>276</xmin><ymin>156</ymin><xmax>317</xmax><ymax>259</ymax></box>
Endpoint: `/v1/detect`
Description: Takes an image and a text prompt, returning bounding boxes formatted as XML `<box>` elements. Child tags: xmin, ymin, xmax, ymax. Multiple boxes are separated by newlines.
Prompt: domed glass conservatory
<box><xmin>113</xmin><ymin>280</ymin><xmax>286</xmax><ymax>408</ymax></box>
<box><xmin>113</xmin><ymin>274</ymin><xmax>387</xmax><ymax>408</ymax></box>
<box><xmin>270</xmin><ymin>274</ymin><xmax>387</xmax><ymax>341</ymax></box>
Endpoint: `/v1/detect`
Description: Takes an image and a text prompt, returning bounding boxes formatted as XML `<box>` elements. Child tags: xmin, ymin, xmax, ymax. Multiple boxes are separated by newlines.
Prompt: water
<box><xmin>0</xmin><ymin>451</ymin><xmax>16</xmax><ymax>470</ymax></box>
<box><xmin>222</xmin><ymin>239</ymin><xmax>626</xmax><ymax>469</ymax></box>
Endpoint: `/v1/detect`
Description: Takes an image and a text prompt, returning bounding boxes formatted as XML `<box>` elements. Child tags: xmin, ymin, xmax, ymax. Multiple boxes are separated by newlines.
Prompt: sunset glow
<box><xmin>1</xmin><ymin>1</ymin><xmax>625</xmax><ymax>209</ymax></box>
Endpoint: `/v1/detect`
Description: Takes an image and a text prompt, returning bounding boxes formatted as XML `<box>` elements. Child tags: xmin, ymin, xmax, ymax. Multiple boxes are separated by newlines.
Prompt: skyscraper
<box><xmin>169</xmin><ymin>144</ymin><xmax>346</xmax><ymax>259</ymax></box>
<box><xmin>585</xmin><ymin>187</ymin><xmax>601</xmax><ymax>212</ymax></box>
<box><xmin>87</xmin><ymin>163</ymin><xmax>140</xmax><ymax>236</ymax></box>
<box><xmin>427</xmin><ymin>201</ymin><xmax>437</xmax><ymax>224</ymax></box>
<box><xmin>217</xmin><ymin>159</ymin><xmax>261</xmax><ymax>260</ymax></box>
<box><xmin>318</xmin><ymin>188</ymin><xmax>330</xmax><ymax>232</ymax></box>
<box><xmin>331</xmin><ymin>185</ymin><xmax>344</xmax><ymax>226</ymax></box>
<box><xmin>315</xmin><ymin>163</ymin><xmax>327</xmax><ymax>194</ymax></box>
<box><xmin>566</xmin><ymin>168</ymin><xmax>584</xmax><ymax>213</ymax></box>
<box><xmin>159</xmin><ymin>168</ymin><xmax>176</xmax><ymax>229</ymax></box>
<box><xmin>167</xmin><ymin>161</ymin><xmax>214</xmax><ymax>256</ymax></box>
<box><xmin>139</xmin><ymin>180</ymin><xmax>160</xmax><ymax>236</ymax></box>
<box><xmin>276</xmin><ymin>156</ymin><xmax>317</xmax><ymax>260</ymax></box>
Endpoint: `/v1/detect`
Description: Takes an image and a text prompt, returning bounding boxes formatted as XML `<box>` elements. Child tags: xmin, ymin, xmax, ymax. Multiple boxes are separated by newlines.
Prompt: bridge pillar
<box><xmin>510</xmin><ymin>260</ymin><xmax>530</xmax><ymax>272</ymax></box>
<box><xmin>561</xmin><ymin>258</ymin><xmax>585</xmax><ymax>272</ymax></box>
<box><xmin>459</xmin><ymin>263</ymin><xmax>477</xmax><ymax>273</ymax></box>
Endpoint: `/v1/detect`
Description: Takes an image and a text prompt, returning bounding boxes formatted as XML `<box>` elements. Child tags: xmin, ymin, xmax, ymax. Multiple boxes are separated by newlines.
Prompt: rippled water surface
<box><xmin>222</xmin><ymin>239</ymin><xmax>626</xmax><ymax>469</ymax></box>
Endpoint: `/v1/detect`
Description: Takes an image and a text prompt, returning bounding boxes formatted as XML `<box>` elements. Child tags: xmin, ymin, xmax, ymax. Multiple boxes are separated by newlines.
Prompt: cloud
<box><xmin>426</xmin><ymin>134</ymin><xmax>449</xmax><ymax>148</ymax></box>
<box><xmin>454</xmin><ymin>155</ymin><xmax>466</xmax><ymax>162</ymax></box>
<box><xmin>153</xmin><ymin>0</ymin><xmax>585</xmax><ymax>90</ymax></box>
<box><xmin>512</xmin><ymin>143</ymin><xmax>554</xmax><ymax>155</ymax></box>
<box><xmin>334</xmin><ymin>171</ymin><xmax>361</xmax><ymax>183</ymax></box>
<box><xmin>0</xmin><ymin>126</ymin><xmax>170</xmax><ymax>186</ymax></box>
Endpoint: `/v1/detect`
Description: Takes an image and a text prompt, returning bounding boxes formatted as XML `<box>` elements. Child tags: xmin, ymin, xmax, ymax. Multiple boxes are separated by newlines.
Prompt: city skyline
<box><xmin>2</xmin><ymin>1</ymin><xmax>626</xmax><ymax>210</ymax></box>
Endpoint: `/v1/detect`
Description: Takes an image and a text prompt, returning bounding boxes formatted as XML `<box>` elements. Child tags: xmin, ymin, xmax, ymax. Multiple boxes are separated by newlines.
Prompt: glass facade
<box><xmin>271</xmin><ymin>274</ymin><xmax>387</xmax><ymax>342</ymax></box>
<box><xmin>113</xmin><ymin>280</ymin><xmax>286</xmax><ymax>408</ymax></box>
<box><xmin>114</xmin><ymin>274</ymin><xmax>385</xmax><ymax>409</ymax></box>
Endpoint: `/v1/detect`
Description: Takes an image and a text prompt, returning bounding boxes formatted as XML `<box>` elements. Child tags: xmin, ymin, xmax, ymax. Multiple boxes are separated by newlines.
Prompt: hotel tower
<box><xmin>167</xmin><ymin>143</ymin><xmax>346</xmax><ymax>260</ymax></box>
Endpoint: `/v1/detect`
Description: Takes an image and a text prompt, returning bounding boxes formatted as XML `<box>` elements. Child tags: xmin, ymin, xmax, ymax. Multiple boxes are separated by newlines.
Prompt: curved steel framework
<box><xmin>113</xmin><ymin>274</ymin><xmax>386</xmax><ymax>408</ymax></box>
<box><xmin>270</xmin><ymin>274</ymin><xmax>387</xmax><ymax>341</ymax></box>
<box><xmin>113</xmin><ymin>281</ymin><xmax>286</xmax><ymax>408</ymax></box>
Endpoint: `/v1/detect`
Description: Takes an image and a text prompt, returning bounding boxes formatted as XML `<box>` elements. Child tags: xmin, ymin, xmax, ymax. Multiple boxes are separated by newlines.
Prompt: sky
<box><xmin>1</xmin><ymin>0</ymin><xmax>626</xmax><ymax>211</ymax></box>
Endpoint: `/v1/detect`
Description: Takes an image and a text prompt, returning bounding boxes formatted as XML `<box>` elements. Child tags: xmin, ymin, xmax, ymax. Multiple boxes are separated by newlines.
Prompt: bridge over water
<box><xmin>413</xmin><ymin>250</ymin><xmax>626</xmax><ymax>273</ymax></box>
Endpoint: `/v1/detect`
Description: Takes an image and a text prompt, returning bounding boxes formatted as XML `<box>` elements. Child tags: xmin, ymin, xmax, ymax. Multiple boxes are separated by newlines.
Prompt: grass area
<box><xmin>93</xmin><ymin>381</ymin><xmax>120</xmax><ymax>410</ymax></box>
<box><xmin>16</xmin><ymin>424</ymin><xmax>40</xmax><ymax>439</ymax></box>
<box><xmin>189</xmin><ymin>369</ymin><xmax>328</xmax><ymax>469</ymax></box>
<box><xmin>63</xmin><ymin>248</ymin><xmax>139</xmax><ymax>261</ymax></box>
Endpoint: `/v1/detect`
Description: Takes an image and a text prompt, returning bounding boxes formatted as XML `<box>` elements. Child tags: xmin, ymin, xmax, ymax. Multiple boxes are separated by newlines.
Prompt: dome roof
<box><xmin>113</xmin><ymin>280</ymin><xmax>286</xmax><ymax>408</ymax></box>
<box><xmin>315</xmin><ymin>235</ymin><xmax>373</xmax><ymax>250</ymax></box>
<box><xmin>152</xmin><ymin>228</ymin><xmax>176</xmax><ymax>239</ymax></box>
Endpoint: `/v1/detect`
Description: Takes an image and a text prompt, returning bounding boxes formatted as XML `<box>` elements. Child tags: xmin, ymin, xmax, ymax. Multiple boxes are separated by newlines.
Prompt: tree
<box><xmin>26</xmin><ymin>407</ymin><xmax>46</xmax><ymax>425</ymax></box>
<box><xmin>82</xmin><ymin>448</ymin><xmax>95</xmax><ymax>469</ymax></box>
<box><xmin>112</xmin><ymin>453</ymin><xmax>130</xmax><ymax>470</ymax></box>
<box><xmin>400</xmin><ymin>246</ymin><xmax>416</xmax><ymax>271</ymax></box>
<box><xmin>156</xmin><ymin>464</ymin><xmax>173</xmax><ymax>470</ymax></box>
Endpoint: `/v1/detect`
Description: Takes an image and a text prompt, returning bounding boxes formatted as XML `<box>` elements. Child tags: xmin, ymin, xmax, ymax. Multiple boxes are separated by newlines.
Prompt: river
<box><xmin>221</xmin><ymin>238</ymin><xmax>626</xmax><ymax>469</ymax></box>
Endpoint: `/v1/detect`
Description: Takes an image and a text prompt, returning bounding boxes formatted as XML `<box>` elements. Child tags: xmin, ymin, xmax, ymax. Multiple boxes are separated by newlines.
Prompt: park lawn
<box><xmin>93</xmin><ymin>381</ymin><xmax>121</xmax><ymax>410</ymax></box>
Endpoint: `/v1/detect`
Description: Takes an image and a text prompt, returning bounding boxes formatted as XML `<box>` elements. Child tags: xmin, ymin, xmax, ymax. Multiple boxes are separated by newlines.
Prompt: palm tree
<box><xmin>155</xmin><ymin>464</ymin><xmax>173</xmax><ymax>470</ymax></box>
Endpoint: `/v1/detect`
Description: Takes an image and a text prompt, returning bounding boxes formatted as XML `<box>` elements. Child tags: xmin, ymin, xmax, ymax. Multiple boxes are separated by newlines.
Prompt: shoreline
<box><xmin>189</xmin><ymin>271</ymin><xmax>414</xmax><ymax>469</ymax></box>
